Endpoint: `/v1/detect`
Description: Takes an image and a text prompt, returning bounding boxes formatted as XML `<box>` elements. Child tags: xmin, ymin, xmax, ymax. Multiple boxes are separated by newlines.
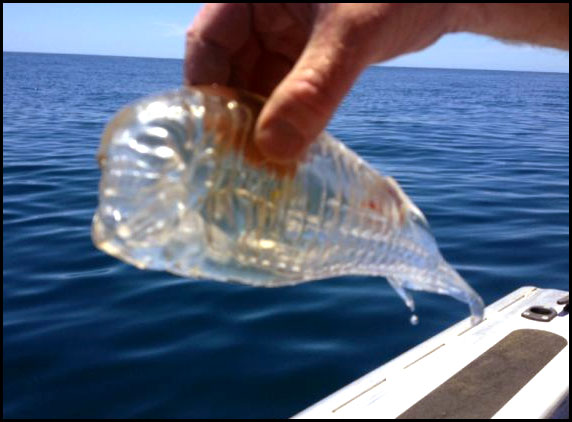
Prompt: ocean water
<box><xmin>3</xmin><ymin>52</ymin><xmax>569</xmax><ymax>418</ymax></box>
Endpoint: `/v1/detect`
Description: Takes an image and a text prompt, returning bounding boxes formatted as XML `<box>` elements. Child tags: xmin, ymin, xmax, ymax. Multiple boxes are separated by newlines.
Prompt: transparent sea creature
<box><xmin>92</xmin><ymin>86</ymin><xmax>485</xmax><ymax>324</ymax></box>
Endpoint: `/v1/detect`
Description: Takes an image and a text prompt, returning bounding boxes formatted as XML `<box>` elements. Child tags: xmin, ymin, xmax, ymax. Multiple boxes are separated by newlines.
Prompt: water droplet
<box><xmin>410</xmin><ymin>314</ymin><xmax>419</xmax><ymax>326</ymax></box>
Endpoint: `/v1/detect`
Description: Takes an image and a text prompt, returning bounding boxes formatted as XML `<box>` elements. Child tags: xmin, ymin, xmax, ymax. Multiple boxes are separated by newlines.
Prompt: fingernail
<box><xmin>255</xmin><ymin>118</ymin><xmax>306</xmax><ymax>163</ymax></box>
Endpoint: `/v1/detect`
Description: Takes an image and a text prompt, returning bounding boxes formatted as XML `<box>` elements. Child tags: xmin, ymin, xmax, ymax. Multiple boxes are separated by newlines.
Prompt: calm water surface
<box><xmin>3</xmin><ymin>52</ymin><xmax>569</xmax><ymax>418</ymax></box>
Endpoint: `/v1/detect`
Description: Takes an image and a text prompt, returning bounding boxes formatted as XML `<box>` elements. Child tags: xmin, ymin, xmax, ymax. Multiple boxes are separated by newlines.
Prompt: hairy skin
<box><xmin>184</xmin><ymin>3</ymin><xmax>569</xmax><ymax>163</ymax></box>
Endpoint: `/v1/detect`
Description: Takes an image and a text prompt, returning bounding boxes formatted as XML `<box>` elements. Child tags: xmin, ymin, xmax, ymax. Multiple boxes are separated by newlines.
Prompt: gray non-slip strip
<box><xmin>398</xmin><ymin>329</ymin><xmax>568</xmax><ymax>419</ymax></box>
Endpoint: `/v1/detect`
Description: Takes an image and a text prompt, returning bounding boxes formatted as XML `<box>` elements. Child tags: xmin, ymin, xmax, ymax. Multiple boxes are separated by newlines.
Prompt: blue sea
<box><xmin>3</xmin><ymin>52</ymin><xmax>569</xmax><ymax>418</ymax></box>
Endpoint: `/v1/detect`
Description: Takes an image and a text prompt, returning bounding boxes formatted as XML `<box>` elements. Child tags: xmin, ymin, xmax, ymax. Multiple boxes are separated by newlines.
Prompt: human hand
<box><xmin>185</xmin><ymin>3</ymin><xmax>568</xmax><ymax>163</ymax></box>
<box><xmin>185</xmin><ymin>4</ymin><xmax>458</xmax><ymax>162</ymax></box>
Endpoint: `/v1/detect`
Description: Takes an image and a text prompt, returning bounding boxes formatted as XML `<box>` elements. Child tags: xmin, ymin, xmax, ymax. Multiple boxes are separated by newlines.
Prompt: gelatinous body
<box><xmin>92</xmin><ymin>86</ymin><xmax>484</xmax><ymax>324</ymax></box>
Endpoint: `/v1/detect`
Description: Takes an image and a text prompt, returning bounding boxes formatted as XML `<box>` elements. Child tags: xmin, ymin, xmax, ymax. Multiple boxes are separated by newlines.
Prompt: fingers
<box><xmin>254</xmin><ymin>9</ymin><xmax>369</xmax><ymax>163</ymax></box>
<box><xmin>186</xmin><ymin>4</ymin><xmax>374</xmax><ymax>165</ymax></box>
<box><xmin>184</xmin><ymin>35</ymin><xmax>231</xmax><ymax>86</ymax></box>
<box><xmin>184</xmin><ymin>4</ymin><xmax>251</xmax><ymax>86</ymax></box>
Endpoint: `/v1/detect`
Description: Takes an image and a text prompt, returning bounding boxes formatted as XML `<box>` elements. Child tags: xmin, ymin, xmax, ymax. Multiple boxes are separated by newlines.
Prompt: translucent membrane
<box><xmin>92</xmin><ymin>86</ymin><xmax>484</xmax><ymax>325</ymax></box>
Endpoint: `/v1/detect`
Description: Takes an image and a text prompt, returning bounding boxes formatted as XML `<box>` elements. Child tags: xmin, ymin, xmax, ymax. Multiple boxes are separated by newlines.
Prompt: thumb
<box><xmin>254</xmin><ymin>17</ymin><xmax>368</xmax><ymax>163</ymax></box>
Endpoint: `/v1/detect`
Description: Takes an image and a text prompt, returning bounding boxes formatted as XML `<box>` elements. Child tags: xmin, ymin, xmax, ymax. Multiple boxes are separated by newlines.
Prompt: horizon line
<box><xmin>3</xmin><ymin>50</ymin><xmax>569</xmax><ymax>75</ymax></box>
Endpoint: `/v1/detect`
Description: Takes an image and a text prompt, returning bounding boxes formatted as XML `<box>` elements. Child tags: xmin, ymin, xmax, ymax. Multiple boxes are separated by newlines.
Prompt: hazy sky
<box><xmin>3</xmin><ymin>3</ymin><xmax>569</xmax><ymax>72</ymax></box>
